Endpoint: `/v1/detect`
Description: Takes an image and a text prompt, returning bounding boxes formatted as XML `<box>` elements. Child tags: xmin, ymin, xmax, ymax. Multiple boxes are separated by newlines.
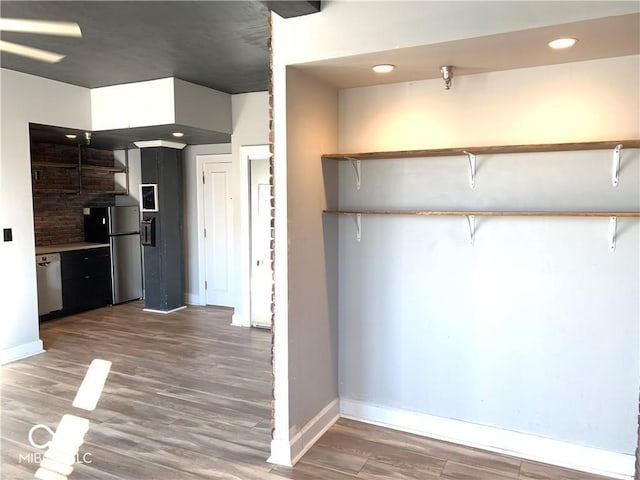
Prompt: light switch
<box><xmin>3</xmin><ymin>228</ymin><xmax>12</xmax><ymax>242</ymax></box>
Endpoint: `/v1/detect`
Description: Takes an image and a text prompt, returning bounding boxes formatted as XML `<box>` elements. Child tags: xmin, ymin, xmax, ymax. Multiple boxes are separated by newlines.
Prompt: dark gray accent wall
<box><xmin>141</xmin><ymin>147</ymin><xmax>184</xmax><ymax>312</ymax></box>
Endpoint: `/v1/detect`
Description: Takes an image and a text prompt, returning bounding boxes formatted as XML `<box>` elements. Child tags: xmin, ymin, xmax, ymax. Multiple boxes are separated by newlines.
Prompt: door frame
<box><xmin>239</xmin><ymin>145</ymin><xmax>272</xmax><ymax>328</ymax></box>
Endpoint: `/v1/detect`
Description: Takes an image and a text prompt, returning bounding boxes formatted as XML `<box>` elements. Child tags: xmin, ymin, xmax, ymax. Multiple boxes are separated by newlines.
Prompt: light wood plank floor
<box><xmin>1</xmin><ymin>303</ymin><xmax>614</xmax><ymax>479</ymax></box>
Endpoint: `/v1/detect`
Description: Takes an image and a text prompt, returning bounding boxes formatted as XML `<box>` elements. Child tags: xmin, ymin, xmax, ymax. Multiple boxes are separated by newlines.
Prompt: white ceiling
<box><xmin>295</xmin><ymin>13</ymin><xmax>640</xmax><ymax>90</ymax></box>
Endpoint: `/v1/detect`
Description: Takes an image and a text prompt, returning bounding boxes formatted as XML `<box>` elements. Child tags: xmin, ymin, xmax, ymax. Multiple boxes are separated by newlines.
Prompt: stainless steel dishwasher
<box><xmin>36</xmin><ymin>253</ymin><xmax>63</xmax><ymax>315</ymax></box>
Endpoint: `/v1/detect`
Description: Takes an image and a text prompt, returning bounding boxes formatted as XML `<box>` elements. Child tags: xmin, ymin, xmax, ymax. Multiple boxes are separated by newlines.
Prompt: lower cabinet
<box><xmin>61</xmin><ymin>247</ymin><xmax>112</xmax><ymax>314</ymax></box>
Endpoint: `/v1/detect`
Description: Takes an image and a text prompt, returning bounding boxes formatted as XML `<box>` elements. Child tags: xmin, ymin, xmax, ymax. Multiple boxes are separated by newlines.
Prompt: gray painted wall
<box><xmin>286</xmin><ymin>67</ymin><xmax>340</xmax><ymax>432</ymax></box>
<box><xmin>337</xmin><ymin>149</ymin><xmax>640</xmax><ymax>454</ymax></box>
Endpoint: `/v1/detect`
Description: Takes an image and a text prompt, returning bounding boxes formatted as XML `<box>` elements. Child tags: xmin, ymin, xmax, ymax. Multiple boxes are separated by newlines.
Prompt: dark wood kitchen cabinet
<box><xmin>61</xmin><ymin>247</ymin><xmax>112</xmax><ymax>314</ymax></box>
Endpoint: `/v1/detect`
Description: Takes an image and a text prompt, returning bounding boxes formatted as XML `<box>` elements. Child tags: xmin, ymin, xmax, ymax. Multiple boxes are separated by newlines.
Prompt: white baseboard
<box><xmin>1</xmin><ymin>340</ymin><xmax>45</xmax><ymax>365</ymax></box>
<box><xmin>290</xmin><ymin>398</ymin><xmax>340</xmax><ymax>466</ymax></box>
<box><xmin>268</xmin><ymin>438</ymin><xmax>293</xmax><ymax>467</ymax></box>
<box><xmin>340</xmin><ymin>399</ymin><xmax>634</xmax><ymax>480</ymax></box>
<box><xmin>231</xmin><ymin>313</ymin><xmax>249</xmax><ymax>327</ymax></box>
<box><xmin>268</xmin><ymin>398</ymin><xmax>340</xmax><ymax>467</ymax></box>
<box><xmin>142</xmin><ymin>306</ymin><xmax>187</xmax><ymax>314</ymax></box>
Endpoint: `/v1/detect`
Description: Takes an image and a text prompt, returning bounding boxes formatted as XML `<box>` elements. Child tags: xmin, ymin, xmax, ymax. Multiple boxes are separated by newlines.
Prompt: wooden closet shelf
<box><xmin>324</xmin><ymin>210</ymin><xmax>640</xmax><ymax>217</ymax></box>
<box><xmin>322</xmin><ymin>139</ymin><xmax>640</xmax><ymax>161</ymax></box>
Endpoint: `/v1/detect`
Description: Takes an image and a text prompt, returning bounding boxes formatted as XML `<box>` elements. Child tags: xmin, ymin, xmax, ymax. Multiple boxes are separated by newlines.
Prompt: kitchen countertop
<box><xmin>35</xmin><ymin>242</ymin><xmax>110</xmax><ymax>255</ymax></box>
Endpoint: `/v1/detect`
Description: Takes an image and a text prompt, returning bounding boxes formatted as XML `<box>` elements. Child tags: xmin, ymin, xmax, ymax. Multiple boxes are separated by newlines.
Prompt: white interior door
<box><xmin>250</xmin><ymin>158</ymin><xmax>272</xmax><ymax>327</ymax></box>
<box><xmin>203</xmin><ymin>161</ymin><xmax>234</xmax><ymax>307</ymax></box>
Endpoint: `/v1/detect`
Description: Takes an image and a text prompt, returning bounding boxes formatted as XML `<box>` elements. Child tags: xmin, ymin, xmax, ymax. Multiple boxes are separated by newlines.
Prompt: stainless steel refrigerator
<box><xmin>84</xmin><ymin>205</ymin><xmax>143</xmax><ymax>304</ymax></box>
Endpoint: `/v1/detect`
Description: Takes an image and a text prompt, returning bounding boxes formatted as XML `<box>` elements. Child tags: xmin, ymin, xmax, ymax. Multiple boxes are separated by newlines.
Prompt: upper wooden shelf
<box><xmin>325</xmin><ymin>210</ymin><xmax>640</xmax><ymax>217</ymax></box>
<box><xmin>322</xmin><ymin>140</ymin><xmax>640</xmax><ymax>161</ymax></box>
<box><xmin>32</xmin><ymin>161</ymin><xmax>126</xmax><ymax>173</ymax></box>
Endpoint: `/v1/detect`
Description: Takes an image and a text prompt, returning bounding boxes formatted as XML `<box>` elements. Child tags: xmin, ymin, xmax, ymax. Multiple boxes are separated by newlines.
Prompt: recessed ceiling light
<box><xmin>65</xmin><ymin>134</ymin><xmax>77</xmax><ymax>140</ymax></box>
<box><xmin>548</xmin><ymin>38</ymin><xmax>577</xmax><ymax>50</ymax></box>
<box><xmin>372</xmin><ymin>64</ymin><xmax>395</xmax><ymax>74</ymax></box>
<box><xmin>172</xmin><ymin>132</ymin><xmax>185</xmax><ymax>138</ymax></box>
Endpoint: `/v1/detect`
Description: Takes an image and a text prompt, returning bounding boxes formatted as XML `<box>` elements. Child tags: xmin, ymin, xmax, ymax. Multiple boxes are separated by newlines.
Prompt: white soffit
<box><xmin>295</xmin><ymin>13</ymin><xmax>640</xmax><ymax>89</ymax></box>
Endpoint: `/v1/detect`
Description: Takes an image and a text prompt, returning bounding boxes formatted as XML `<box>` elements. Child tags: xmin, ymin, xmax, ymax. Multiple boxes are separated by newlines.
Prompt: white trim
<box><xmin>268</xmin><ymin>438</ymin><xmax>293</xmax><ymax>467</ymax></box>
<box><xmin>268</xmin><ymin>398</ymin><xmax>340</xmax><ymax>467</ymax></box>
<box><xmin>340</xmin><ymin>399</ymin><xmax>635</xmax><ymax>480</ymax></box>
<box><xmin>230</xmin><ymin>313</ymin><xmax>248</xmax><ymax>327</ymax></box>
<box><xmin>239</xmin><ymin>144</ymin><xmax>272</xmax><ymax>328</ymax></box>
<box><xmin>1</xmin><ymin>340</ymin><xmax>45</xmax><ymax>365</ymax></box>
<box><xmin>290</xmin><ymin>398</ymin><xmax>340</xmax><ymax>466</ymax></box>
<box><xmin>143</xmin><ymin>306</ymin><xmax>187</xmax><ymax>314</ymax></box>
<box><xmin>195</xmin><ymin>154</ymin><xmax>207</xmax><ymax>309</ymax></box>
<box><xmin>134</xmin><ymin>140</ymin><xmax>186</xmax><ymax>149</ymax></box>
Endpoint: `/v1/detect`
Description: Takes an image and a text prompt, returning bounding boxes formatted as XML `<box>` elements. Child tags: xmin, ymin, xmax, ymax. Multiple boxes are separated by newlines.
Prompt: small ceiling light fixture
<box><xmin>548</xmin><ymin>37</ymin><xmax>577</xmax><ymax>50</ymax></box>
<box><xmin>372</xmin><ymin>64</ymin><xmax>395</xmax><ymax>74</ymax></box>
<box><xmin>65</xmin><ymin>134</ymin><xmax>77</xmax><ymax>140</ymax></box>
<box><xmin>172</xmin><ymin>132</ymin><xmax>185</xmax><ymax>138</ymax></box>
<box><xmin>440</xmin><ymin>65</ymin><xmax>454</xmax><ymax>90</ymax></box>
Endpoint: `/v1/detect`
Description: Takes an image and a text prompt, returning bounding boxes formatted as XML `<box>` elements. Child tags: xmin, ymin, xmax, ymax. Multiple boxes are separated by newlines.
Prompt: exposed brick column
<box><xmin>267</xmin><ymin>11</ymin><xmax>277</xmax><ymax>435</ymax></box>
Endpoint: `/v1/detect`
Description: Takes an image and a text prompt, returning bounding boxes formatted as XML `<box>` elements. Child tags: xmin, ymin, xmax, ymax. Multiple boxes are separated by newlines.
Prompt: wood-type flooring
<box><xmin>1</xmin><ymin>303</ymin><xmax>615</xmax><ymax>479</ymax></box>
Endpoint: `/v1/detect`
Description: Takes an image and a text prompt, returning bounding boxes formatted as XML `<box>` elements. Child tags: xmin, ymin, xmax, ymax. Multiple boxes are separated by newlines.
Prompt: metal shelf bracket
<box><xmin>464</xmin><ymin>151</ymin><xmax>476</xmax><ymax>188</ymax></box>
<box><xmin>609</xmin><ymin>216</ymin><xmax>617</xmax><ymax>252</ymax></box>
<box><xmin>346</xmin><ymin>157</ymin><xmax>361</xmax><ymax>190</ymax></box>
<box><xmin>612</xmin><ymin>144</ymin><xmax>622</xmax><ymax>187</ymax></box>
<box><xmin>354</xmin><ymin>213</ymin><xmax>362</xmax><ymax>242</ymax></box>
<box><xmin>466</xmin><ymin>215</ymin><xmax>476</xmax><ymax>245</ymax></box>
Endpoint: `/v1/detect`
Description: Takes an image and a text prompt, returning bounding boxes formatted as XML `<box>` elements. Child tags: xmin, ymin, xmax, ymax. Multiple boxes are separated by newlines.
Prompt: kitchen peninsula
<box><xmin>36</xmin><ymin>241</ymin><xmax>109</xmax><ymax>255</ymax></box>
